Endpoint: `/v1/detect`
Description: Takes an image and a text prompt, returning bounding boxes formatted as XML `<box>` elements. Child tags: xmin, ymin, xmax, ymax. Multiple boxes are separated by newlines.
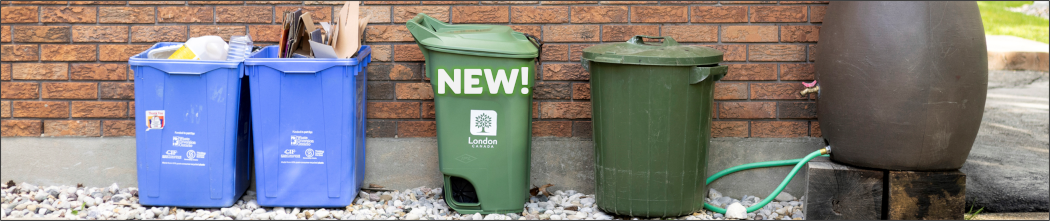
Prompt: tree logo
<box><xmin>469</xmin><ymin>110</ymin><xmax>497</xmax><ymax>136</ymax></box>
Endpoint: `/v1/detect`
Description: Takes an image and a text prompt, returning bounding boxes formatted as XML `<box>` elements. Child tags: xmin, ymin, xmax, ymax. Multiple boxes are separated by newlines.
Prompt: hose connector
<box><xmin>820</xmin><ymin>146</ymin><xmax>831</xmax><ymax>155</ymax></box>
<box><xmin>800</xmin><ymin>86</ymin><xmax>820</xmax><ymax>96</ymax></box>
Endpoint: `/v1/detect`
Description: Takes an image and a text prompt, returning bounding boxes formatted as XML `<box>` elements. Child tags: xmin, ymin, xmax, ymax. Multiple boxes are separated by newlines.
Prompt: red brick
<box><xmin>13</xmin><ymin>26</ymin><xmax>71</xmax><ymax>43</ymax></box>
<box><xmin>41</xmin><ymin>45</ymin><xmax>97</xmax><ymax>61</ymax></box>
<box><xmin>128</xmin><ymin>1</ymin><xmax>186</xmax><ymax>4</ymax></box>
<box><xmin>12</xmin><ymin>101</ymin><xmax>69</xmax><ymax>118</ymax></box>
<box><xmin>750</xmin><ymin>83</ymin><xmax>811</xmax><ymax>100</ymax></box>
<box><xmin>99</xmin><ymin>45</ymin><xmax>151</xmax><ymax>62</ymax></box>
<box><xmin>660</xmin><ymin>25</ymin><xmax>717</xmax><ymax>42</ymax></box>
<box><xmin>808</xmin><ymin>44</ymin><xmax>816</xmax><ymax>62</ymax></box>
<box><xmin>533</xmin><ymin>121</ymin><xmax>572</xmax><ymax>137</ymax></box>
<box><xmin>72</xmin><ymin>1</ymin><xmax>129</xmax><ymax>4</ymax></box>
<box><xmin>749</xmin><ymin>44</ymin><xmax>806</xmax><ymax>61</ymax></box>
<box><xmin>44</xmin><ymin>120</ymin><xmax>101</xmax><ymax>137</ymax></box>
<box><xmin>810</xmin><ymin>121</ymin><xmax>821</xmax><ymax>137</ymax></box>
<box><xmin>361</xmin><ymin>5</ymin><xmax>394</xmax><ymax>23</ymax></box>
<box><xmin>711</xmin><ymin>121</ymin><xmax>748</xmax><ymax>137</ymax></box>
<box><xmin>539</xmin><ymin>102</ymin><xmax>590</xmax><ymax>119</ymax></box>
<box><xmin>630</xmin><ymin>6</ymin><xmax>687</xmax><ymax>23</ymax></box>
<box><xmin>781</xmin><ymin>25</ymin><xmax>820</xmax><ymax>42</ymax></box>
<box><xmin>189</xmin><ymin>26</ymin><xmax>247</xmax><ymax>41</ymax></box>
<box><xmin>72</xmin><ymin>101</ymin><xmax>127</xmax><ymax>118</ymax></box>
<box><xmin>367</xmin><ymin>102</ymin><xmax>420</xmax><ymax>119</ymax></box>
<box><xmin>100</xmin><ymin>82</ymin><xmax>134</xmax><ymax>99</ymax></box>
<box><xmin>2</xmin><ymin>101</ymin><xmax>11</xmax><ymax>118</ymax></box>
<box><xmin>721</xmin><ymin>25</ymin><xmax>777</xmax><ymax>42</ymax></box>
<box><xmin>600</xmin><ymin>1</ymin><xmax>656</xmax><ymax>4</ymax></box>
<box><xmin>12</xmin><ymin>63</ymin><xmax>67</xmax><ymax>80</ymax></box>
<box><xmin>572</xmin><ymin>121</ymin><xmax>592</xmax><ymax>138</ymax></box>
<box><xmin>249</xmin><ymin>25</ymin><xmax>283</xmax><ymax>42</ymax></box>
<box><xmin>1</xmin><ymin>45</ymin><xmax>40</xmax><ymax>62</ymax></box>
<box><xmin>158</xmin><ymin>6</ymin><xmax>214</xmax><ymax>23</ymax></box>
<box><xmin>780</xmin><ymin>1</ymin><xmax>830</xmax><ymax>3</ymax></box>
<box><xmin>393</xmin><ymin>6</ymin><xmax>450</xmax><ymax>23</ymax></box>
<box><xmin>72</xmin><ymin>26</ymin><xmax>130</xmax><ymax>42</ymax></box>
<box><xmin>697</xmin><ymin>44</ymin><xmax>745</xmax><ymax>61</ymax></box>
<box><xmin>570</xmin><ymin>6</ymin><xmax>628</xmax><ymax>23</ymax></box>
<box><xmin>543</xmin><ymin>64</ymin><xmax>588</xmax><ymax>81</ymax></box>
<box><xmin>217</xmin><ymin>6</ymin><xmax>273</xmax><ymax>23</ymax></box>
<box><xmin>99</xmin><ymin>7</ymin><xmax>156</xmax><ymax>23</ymax></box>
<box><xmin>189</xmin><ymin>1</ymin><xmax>243</xmax><ymax>4</ymax></box>
<box><xmin>533</xmin><ymin>82</ymin><xmax>570</xmax><ymax>100</ymax></box>
<box><xmin>1</xmin><ymin>82</ymin><xmax>40</xmax><ymax>99</ymax></box>
<box><xmin>132</xmin><ymin>26</ymin><xmax>188</xmax><ymax>42</ymax></box>
<box><xmin>543</xmin><ymin>25</ymin><xmax>599</xmax><ymax>42</ymax></box>
<box><xmin>371</xmin><ymin>63</ymin><xmax>424</xmax><ymax>81</ymax></box>
<box><xmin>1</xmin><ymin>64</ymin><xmax>10</xmax><ymax>81</ymax></box>
<box><xmin>662</xmin><ymin>1</ymin><xmax>716</xmax><ymax>4</ymax></box>
<box><xmin>365</xmin><ymin>25</ymin><xmax>414</xmax><ymax>42</ymax></box>
<box><xmin>691</xmin><ymin>6</ymin><xmax>747</xmax><ymax>23</ymax></box>
<box><xmin>569</xmin><ymin>44</ymin><xmax>594</xmax><ymax>61</ymax></box>
<box><xmin>751</xmin><ymin>121</ymin><xmax>807</xmax><ymax>138</ymax></box>
<box><xmin>366</xmin><ymin>120</ymin><xmax>396</xmax><ymax>137</ymax></box>
<box><xmin>509</xmin><ymin>25</ymin><xmax>542</xmax><ymax>38</ymax></box>
<box><xmin>9</xmin><ymin>1</ymin><xmax>68</xmax><ymax>4</ymax></box>
<box><xmin>541</xmin><ymin>44</ymin><xmax>569</xmax><ymax>61</ymax></box>
<box><xmin>481</xmin><ymin>1</ymin><xmax>541</xmax><ymax>4</ymax></box>
<box><xmin>1</xmin><ymin>120</ymin><xmax>43</xmax><ymax>137</ymax></box>
<box><xmin>398</xmin><ymin>121</ymin><xmax>436</xmax><ymax>137</ymax></box>
<box><xmin>364</xmin><ymin>1</ymin><xmax>420</xmax><ymax>4</ymax></box>
<box><xmin>539</xmin><ymin>1</ymin><xmax>597</xmax><ymax>4</ymax></box>
<box><xmin>395</xmin><ymin>83</ymin><xmax>434</xmax><ymax>100</ymax></box>
<box><xmin>423</xmin><ymin>1</ymin><xmax>475</xmax><ymax>4</ymax></box>
<box><xmin>371</xmin><ymin>45</ymin><xmax>392</xmax><ymax>62</ymax></box>
<box><xmin>129</xmin><ymin>101</ymin><xmax>135</xmax><ymax>118</ymax></box>
<box><xmin>1</xmin><ymin>6</ymin><xmax>39</xmax><ymax>23</ymax></box>
<box><xmin>718</xmin><ymin>102</ymin><xmax>774</xmax><ymax>119</ymax></box>
<box><xmin>714</xmin><ymin>82</ymin><xmax>747</xmax><ymax>100</ymax></box>
<box><xmin>751</xmin><ymin>6</ymin><xmax>806</xmax><ymax>23</ymax></box>
<box><xmin>811</xmin><ymin>5</ymin><xmax>826</xmax><ymax>23</ymax></box>
<box><xmin>41</xmin><ymin>6</ymin><xmax>97</xmax><ymax>23</ymax></box>
<box><xmin>103</xmin><ymin>120</ymin><xmax>135</xmax><ymax>137</ymax></box>
<box><xmin>42</xmin><ymin>82</ymin><xmax>97</xmax><ymax>99</ymax></box>
<box><xmin>451</xmin><ymin>6</ymin><xmax>509</xmax><ymax>23</ymax></box>
<box><xmin>572</xmin><ymin>83</ymin><xmax>589</xmax><ymax>100</ymax></box>
<box><xmin>532</xmin><ymin>102</ymin><xmax>539</xmax><ymax>118</ymax></box>
<box><xmin>778</xmin><ymin>101</ymin><xmax>816</xmax><ymax>119</ymax></box>
<box><xmin>780</xmin><ymin>63</ymin><xmax>814</xmax><ymax>81</ymax></box>
<box><xmin>276</xmin><ymin>6</ymin><xmax>332</xmax><ymax>23</ymax></box>
<box><xmin>723</xmin><ymin>64</ymin><xmax>776</xmax><ymax>81</ymax></box>
<box><xmin>601</xmin><ymin>25</ymin><xmax>658</xmax><ymax>42</ymax></box>
<box><xmin>1</xmin><ymin>26</ymin><xmax>9</xmax><ymax>43</ymax></box>
<box><xmin>369</xmin><ymin>82</ymin><xmax>395</xmax><ymax>100</ymax></box>
<box><xmin>393</xmin><ymin>44</ymin><xmax>425</xmax><ymax>61</ymax></box>
<box><xmin>421</xmin><ymin>102</ymin><xmax>435</xmax><ymax>118</ymax></box>
<box><xmin>71</xmin><ymin>64</ymin><xmax>127</xmax><ymax>81</ymax></box>
<box><xmin>512</xmin><ymin>6</ymin><xmax>569</xmax><ymax>23</ymax></box>
<box><xmin>720</xmin><ymin>1</ymin><xmax>775</xmax><ymax>3</ymax></box>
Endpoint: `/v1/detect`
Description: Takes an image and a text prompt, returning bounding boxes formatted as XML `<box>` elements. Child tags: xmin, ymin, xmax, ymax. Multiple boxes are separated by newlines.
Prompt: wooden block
<box><xmin>888</xmin><ymin>170</ymin><xmax>966</xmax><ymax>220</ymax></box>
<box><xmin>804</xmin><ymin>159</ymin><xmax>886</xmax><ymax>220</ymax></box>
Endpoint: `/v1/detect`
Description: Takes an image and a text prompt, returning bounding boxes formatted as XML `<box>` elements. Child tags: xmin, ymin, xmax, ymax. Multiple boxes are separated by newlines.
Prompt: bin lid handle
<box><xmin>627</xmin><ymin>35</ymin><xmax>679</xmax><ymax>47</ymax></box>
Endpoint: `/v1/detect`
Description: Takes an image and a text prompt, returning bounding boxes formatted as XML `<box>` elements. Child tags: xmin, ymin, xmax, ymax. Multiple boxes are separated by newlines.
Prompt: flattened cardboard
<box><xmin>334</xmin><ymin>1</ymin><xmax>361</xmax><ymax>58</ymax></box>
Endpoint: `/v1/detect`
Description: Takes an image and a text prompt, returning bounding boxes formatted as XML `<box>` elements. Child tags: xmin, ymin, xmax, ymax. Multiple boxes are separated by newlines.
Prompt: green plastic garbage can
<box><xmin>407</xmin><ymin>13</ymin><xmax>540</xmax><ymax>214</ymax></box>
<box><xmin>582</xmin><ymin>36</ymin><xmax>728</xmax><ymax>217</ymax></box>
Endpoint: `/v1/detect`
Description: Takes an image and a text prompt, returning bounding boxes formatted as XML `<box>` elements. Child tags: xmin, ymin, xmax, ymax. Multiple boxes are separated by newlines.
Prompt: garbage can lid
<box><xmin>407</xmin><ymin>13</ymin><xmax>539</xmax><ymax>58</ymax></box>
<box><xmin>583</xmin><ymin>35</ymin><xmax>723</xmax><ymax>66</ymax></box>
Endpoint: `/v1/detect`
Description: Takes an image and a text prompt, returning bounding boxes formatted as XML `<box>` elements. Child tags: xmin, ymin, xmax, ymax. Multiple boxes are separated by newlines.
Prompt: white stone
<box><xmin>725</xmin><ymin>202</ymin><xmax>748</xmax><ymax>220</ymax></box>
<box><xmin>774</xmin><ymin>192</ymin><xmax>794</xmax><ymax>202</ymax></box>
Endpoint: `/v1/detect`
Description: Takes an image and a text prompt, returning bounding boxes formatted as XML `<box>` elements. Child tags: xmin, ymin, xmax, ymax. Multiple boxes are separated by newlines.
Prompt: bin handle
<box><xmin>627</xmin><ymin>35</ymin><xmax>679</xmax><ymax>47</ymax></box>
<box><xmin>690</xmin><ymin>65</ymin><xmax>728</xmax><ymax>84</ymax></box>
<box><xmin>283</xmin><ymin>71</ymin><xmax>318</xmax><ymax>74</ymax></box>
<box><xmin>168</xmin><ymin>72</ymin><xmax>205</xmax><ymax>75</ymax></box>
<box><xmin>523</xmin><ymin>33</ymin><xmax>543</xmax><ymax>67</ymax></box>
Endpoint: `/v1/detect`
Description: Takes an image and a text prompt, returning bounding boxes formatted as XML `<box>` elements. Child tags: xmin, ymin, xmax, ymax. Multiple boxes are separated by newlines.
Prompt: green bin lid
<box><xmin>582</xmin><ymin>35</ymin><xmax>723</xmax><ymax>66</ymax></box>
<box><xmin>406</xmin><ymin>13</ymin><xmax>539</xmax><ymax>58</ymax></box>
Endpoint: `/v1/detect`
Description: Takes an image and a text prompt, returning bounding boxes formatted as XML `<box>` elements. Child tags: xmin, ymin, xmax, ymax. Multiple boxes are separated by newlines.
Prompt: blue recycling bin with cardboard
<box><xmin>244</xmin><ymin>45</ymin><xmax>371</xmax><ymax>207</ymax></box>
<box><xmin>130</xmin><ymin>42</ymin><xmax>252</xmax><ymax>208</ymax></box>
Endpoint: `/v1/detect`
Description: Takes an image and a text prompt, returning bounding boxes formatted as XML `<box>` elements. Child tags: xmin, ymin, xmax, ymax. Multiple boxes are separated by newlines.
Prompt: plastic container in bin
<box><xmin>130</xmin><ymin>42</ymin><xmax>252</xmax><ymax>208</ymax></box>
<box><xmin>244</xmin><ymin>45</ymin><xmax>371</xmax><ymax>207</ymax></box>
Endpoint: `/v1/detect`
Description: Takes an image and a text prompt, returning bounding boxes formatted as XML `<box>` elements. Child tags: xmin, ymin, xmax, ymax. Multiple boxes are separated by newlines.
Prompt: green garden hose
<box><xmin>703</xmin><ymin>148</ymin><xmax>830</xmax><ymax>214</ymax></box>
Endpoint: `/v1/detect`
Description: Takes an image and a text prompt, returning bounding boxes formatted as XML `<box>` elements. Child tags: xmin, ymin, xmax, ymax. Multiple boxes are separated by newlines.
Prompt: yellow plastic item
<box><xmin>168</xmin><ymin>45</ymin><xmax>198</xmax><ymax>60</ymax></box>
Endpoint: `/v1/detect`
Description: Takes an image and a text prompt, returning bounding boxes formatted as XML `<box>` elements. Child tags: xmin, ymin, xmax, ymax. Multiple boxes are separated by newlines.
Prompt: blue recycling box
<box><xmin>244</xmin><ymin>45</ymin><xmax>371</xmax><ymax>207</ymax></box>
<box><xmin>130</xmin><ymin>43</ymin><xmax>252</xmax><ymax>208</ymax></box>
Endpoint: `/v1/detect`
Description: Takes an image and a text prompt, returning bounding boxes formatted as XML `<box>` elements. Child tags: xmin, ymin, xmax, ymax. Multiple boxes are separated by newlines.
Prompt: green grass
<box><xmin>978</xmin><ymin>1</ymin><xmax>1050</xmax><ymax>44</ymax></box>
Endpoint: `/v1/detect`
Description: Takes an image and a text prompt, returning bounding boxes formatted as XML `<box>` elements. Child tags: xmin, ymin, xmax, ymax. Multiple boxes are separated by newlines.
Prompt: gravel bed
<box><xmin>1</xmin><ymin>182</ymin><xmax>805</xmax><ymax>220</ymax></box>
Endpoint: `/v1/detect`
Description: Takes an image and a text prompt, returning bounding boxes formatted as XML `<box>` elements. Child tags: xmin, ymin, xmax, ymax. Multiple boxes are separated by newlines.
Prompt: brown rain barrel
<box><xmin>816</xmin><ymin>1</ymin><xmax>988</xmax><ymax>171</ymax></box>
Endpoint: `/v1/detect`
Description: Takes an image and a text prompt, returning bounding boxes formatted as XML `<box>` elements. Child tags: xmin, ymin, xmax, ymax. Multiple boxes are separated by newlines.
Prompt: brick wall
<box><xmin>0</xmin><ymin>1</ymin><xmax>825</xmax><ymax>138</ymax></box>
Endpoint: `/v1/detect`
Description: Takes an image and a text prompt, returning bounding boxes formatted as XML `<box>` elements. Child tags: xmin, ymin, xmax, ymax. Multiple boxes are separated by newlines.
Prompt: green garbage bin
<box><xmin>582</xmin><ymin>35</ymin><xmax>728</xmax><ymax>217</ymax></box>
<box><xmin>407</xmin><ymin>13</ymin><xmax>540</xmax><ymax>214</ymax></box>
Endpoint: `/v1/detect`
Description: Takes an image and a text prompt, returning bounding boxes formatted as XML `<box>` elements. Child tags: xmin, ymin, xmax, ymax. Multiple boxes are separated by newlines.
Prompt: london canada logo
<box><xmin>468</xmin><ymin>110</ymin><xmax>498</xmax><ymax>148</ymax></box>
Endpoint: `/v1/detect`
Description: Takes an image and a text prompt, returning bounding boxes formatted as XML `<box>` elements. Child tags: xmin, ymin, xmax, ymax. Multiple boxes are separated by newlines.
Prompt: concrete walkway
<box><xmin>961</xmin><ymin>70</ymin><xmax>1050</xmax><ymax>212</ymax></box>
<box><xmin>986</xmin><ymin>35</ymin><xmax>1049</xmax><ymax>72</ymax></box>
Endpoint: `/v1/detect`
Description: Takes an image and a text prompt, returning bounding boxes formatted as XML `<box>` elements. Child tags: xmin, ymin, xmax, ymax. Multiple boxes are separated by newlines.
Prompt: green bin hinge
<box><xmin>690</xmin><ymin>65</ymin><xmax>728</xmax><ymax>84</ymax></box>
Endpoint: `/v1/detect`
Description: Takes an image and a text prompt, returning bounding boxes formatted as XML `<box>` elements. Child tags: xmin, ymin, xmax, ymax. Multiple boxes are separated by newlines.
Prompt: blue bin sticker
<box><xmin>145</xmin><ymin>110</ymin><xmax>165</xmax><ymax>130</ymax></box>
